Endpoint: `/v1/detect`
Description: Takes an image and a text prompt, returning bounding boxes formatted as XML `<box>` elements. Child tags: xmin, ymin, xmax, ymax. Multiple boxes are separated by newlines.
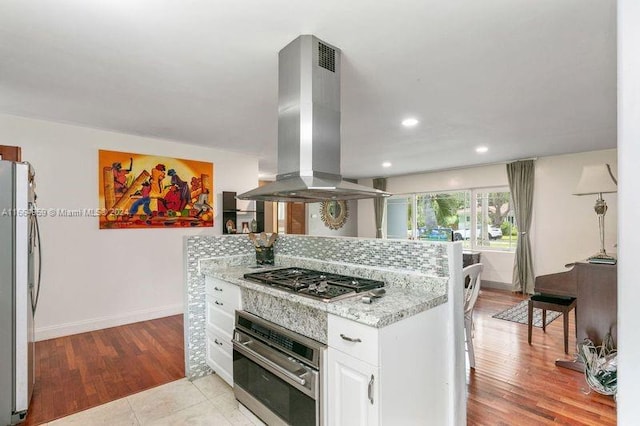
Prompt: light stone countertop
<box><xmin>199</xmin><ymin>259</ymin><xmax>448</xmax><ymax>329</ymax></box>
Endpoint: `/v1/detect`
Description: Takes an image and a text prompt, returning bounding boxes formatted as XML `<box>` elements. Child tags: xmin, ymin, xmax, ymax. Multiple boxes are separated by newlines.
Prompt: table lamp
<box><xmin>573</xmin><ymin>164</ymin><xmax>618</xmax><ymax>263</ymax></box>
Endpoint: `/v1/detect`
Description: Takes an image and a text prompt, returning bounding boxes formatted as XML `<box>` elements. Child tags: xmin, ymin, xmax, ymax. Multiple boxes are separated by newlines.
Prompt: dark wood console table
<box><xmin>534</xmin><ymin>261</ymin><xmax>617</xmax><ymax>371</ymax></box>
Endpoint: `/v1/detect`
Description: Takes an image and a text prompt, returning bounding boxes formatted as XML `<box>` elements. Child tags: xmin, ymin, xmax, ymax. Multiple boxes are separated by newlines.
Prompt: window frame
<box><xmin>384</xmin><ymin>185</ymin><xmax>516</xmax><ymax>253</ymax></box>
<box><xmin>471</xmin><ymin>186</ymin><xmax>516</xmax><ymax>252</ymax></box>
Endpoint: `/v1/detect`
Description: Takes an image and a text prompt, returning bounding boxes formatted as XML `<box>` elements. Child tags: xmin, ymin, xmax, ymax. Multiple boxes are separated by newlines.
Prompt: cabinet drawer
<box><xmin>207</xmin><ymin>294</ymin><xmax>237</xmax><ymax>317</ymax></box>
<box><xmin>206</xmin><ymin>302</ymin><xmax>234</xmax><ymax>339</ymax></box>
<box><xmin>328</xmin><ymin>314</ymin><xmax>379</xmax><ymax>366</ymax></box>
<box><xmin>206</xmin><ymin>330</ymin><xmax>233</xmax><ymax>386</ymax></box>
<box><xmin>205</xmin><ymin>277</ymin><xmax>241</xmax><ymax>306</ymax></box>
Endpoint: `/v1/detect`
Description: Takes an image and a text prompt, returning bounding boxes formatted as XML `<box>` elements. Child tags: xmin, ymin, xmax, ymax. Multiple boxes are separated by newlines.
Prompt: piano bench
<box><xmin>527</xmin><ymin>294</ymin><xmax>577</xmax><ymax>354</ymax></box>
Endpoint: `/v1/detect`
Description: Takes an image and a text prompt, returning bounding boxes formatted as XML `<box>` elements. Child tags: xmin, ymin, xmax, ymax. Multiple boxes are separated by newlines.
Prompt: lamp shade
<box><xmin>574</xmin><ymin>164</ymin><xmax>618</xmax><ymax>195</ymax></box>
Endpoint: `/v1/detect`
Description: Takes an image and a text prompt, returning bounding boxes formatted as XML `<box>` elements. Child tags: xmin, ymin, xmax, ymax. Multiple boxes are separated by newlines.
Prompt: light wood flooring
<box><xmin>24</xmin><ymin>290</ymin><xmax>616</xmax><ymax>425</ymax></box>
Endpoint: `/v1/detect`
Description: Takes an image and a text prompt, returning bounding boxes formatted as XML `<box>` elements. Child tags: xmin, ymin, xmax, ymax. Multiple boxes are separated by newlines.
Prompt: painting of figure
<box><xmin>98</xmin><ymin>150</ymin><xmax>214</xmax><ymax>229</ymax></box>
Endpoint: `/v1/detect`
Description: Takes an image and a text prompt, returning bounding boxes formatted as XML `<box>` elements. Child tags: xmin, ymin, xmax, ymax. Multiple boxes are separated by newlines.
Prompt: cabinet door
<box><xmin>286</xmin><ymin>202</ymin><xmax>306</xmax><ymax>234</ymax></box>
<box><xmin>206</xmin><ymin>329</ymin><xmax>233</xmax><ymax>387</ymax></box>
<box><xmin>328</xmin><ymin>348</ymin><xmax>379</xmax><ymax>426</ymax></box>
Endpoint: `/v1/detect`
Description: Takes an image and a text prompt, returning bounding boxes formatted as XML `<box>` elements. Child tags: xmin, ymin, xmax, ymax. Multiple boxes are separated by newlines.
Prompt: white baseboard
<box><xmin>35</xmin><ymin>304</ymin><xmax>184</xmax><ymax>341</ymax></box>
<box><xmin>481</xmin><ymin>280</ymin><xmax>513</xmax><ymax>291</ymax></box>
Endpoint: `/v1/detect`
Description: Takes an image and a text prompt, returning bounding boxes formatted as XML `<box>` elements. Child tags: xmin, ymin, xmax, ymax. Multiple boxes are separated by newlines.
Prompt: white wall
<box><xmin>618</xmin><ymin>0</ymin><xmax>639</xmax><ymax>422</ymax></box>
<box><xmin>358</xmin><ymin>149</ymin><xmax>618</xmax><ymax>286</ymax></box>
<box><xmin>0</xmin><ymin>113</ymin><xmax>259</xmax><ymax>340</ymax></box>
<box><xmin>357</xmin><ymin>178</ymin><xmax>377</xmax><ymax>239</ymax></box>
<box><xmin>532</xmin><ymin>150</ymin><xmax>617</xmax><ymax>275</ymax></box>
<box><xmin>307</xmin><ymin>201</ymin><xmax>358</xmax><ymax>237</ymax></box>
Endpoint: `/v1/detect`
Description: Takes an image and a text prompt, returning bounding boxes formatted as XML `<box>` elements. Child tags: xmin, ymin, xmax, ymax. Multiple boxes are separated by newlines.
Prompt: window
<box><xmin>386</xmin><ymin>196</ymin><xmax>413</xmax><ymax>239</ymax></box>
<box><xmin>385</xmin><ymin>187</ymin><xmax>517</xmax><ymax>251</ymax></box>
<box><xmin>473</xmin><ymin>189</ymin><xmax>518</xmax><ymax>251</ymax></box>
<box><xmin>416</xmin><ymin>191</ymin><xmax>470</xmax><ymax>241</ymax></box>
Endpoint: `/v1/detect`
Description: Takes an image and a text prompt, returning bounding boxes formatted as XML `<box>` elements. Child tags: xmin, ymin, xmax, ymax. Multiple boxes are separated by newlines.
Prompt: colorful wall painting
<box><xmin>98</xmin><ymin>149</ymin><xmax>214</xmax><ymax>229</ymax></box>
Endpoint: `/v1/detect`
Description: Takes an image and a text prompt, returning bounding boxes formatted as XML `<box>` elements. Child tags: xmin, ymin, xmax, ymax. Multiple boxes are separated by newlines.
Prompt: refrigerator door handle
<box><xmin>29</xmin><ymin>207</ymin><xmax>42</xmax><ymax>315</ymax></box>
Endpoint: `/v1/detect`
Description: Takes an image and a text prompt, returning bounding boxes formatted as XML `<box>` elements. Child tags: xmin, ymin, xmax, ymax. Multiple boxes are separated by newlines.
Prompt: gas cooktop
<box><xmin>243</xmin><ymin>267</ymin><xmax>385</xmax><ymax>302</ymax></box>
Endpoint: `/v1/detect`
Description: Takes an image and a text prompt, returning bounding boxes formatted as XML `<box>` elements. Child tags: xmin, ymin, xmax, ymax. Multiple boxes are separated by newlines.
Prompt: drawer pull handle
<box><xmin>215</xmin><ymin>301</ymin><xmax>224</xmax><ymax>306</ymax></box>
<box><xmin>214</xmin><ymin>338</ymin><xmax>223</xmax><ymax>346</ymax></box>
<box><xmin>214</xmin><ymin>287</ymin><xmax>223</xmax><ymax>291</ymax></box>
<box><xmin>368</xmin><ymin>374</ymin><xmax>374</xmax><ymax>404</ymax></box>
<box><xmin>340</xmin><ymin>334</ymin><xmax>362</xmax><ymax>343</ymax></box>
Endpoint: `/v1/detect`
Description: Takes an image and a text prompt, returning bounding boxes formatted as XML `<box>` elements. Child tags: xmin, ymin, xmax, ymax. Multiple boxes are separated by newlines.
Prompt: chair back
<box><xmin>463</xmin><ymin>263</ymin><xmax>484</xmax><ymax>314</ymax></box>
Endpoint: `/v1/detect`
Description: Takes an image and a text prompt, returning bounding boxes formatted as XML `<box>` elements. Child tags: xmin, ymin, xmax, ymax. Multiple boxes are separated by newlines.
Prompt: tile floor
<box><xmin>43</xmin><ymin>374</ymin><xmax>264</xmax><ymax>426</ymax></box>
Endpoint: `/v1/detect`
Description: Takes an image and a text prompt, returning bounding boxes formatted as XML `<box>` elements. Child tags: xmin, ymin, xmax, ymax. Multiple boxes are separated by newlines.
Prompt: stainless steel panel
<box><xmin>311</xmin><ymin>37</ymin><xmax>341</xmax><ymax>177</ymax></box>
<box><xmin>278</xmin><ymin>36</ymin><xmax>302</xmax><ymax>123</ymax></box>
<box><xmin>237</xmin><ymin>175</ymin><xmax>391</xmax><ymax>202</ymax></box>
<box><xmin>298</xmin><ymin>35</ymin><xmax>315</xmax><ymax>176</ymax></box>
<box><xmin>277</xmin><ymin>36</ymin><xmax>302</xmax><ymax>176</ymax></box>
<box><xmin>14</xmin><ymin>162</ymin><xmax>31</xmax><ymax>414</ymax></box>
<box><xmin>233</xmin><ymin>334</ymin><xmax>317</xmax><ymax>398</ymax></box>
<box><xmin>235</xmin><ymin>310</ymin><xmax>325</xmax><ymax>369</ymax></box>
<box><xmin>311</xmin><ymin>37</ymin><xmax>340</xmax><ymax>108</ymax></box>
<box><xmin>278</xmin><ymin>35</ymin><xmax>341</xmax><ymax>177</ymax></box>
<box><xmin>277</xmin><ymin>104</ymin><xmax>301</xmax><ymax>176</ymax></box>
<box><xmin>234</xmin><ymin>386</ymin><xmax>289</xmax><ymax>426</ymax></box>
<box><xmin>0</xmin><ymin>160</ymin><xmax>15</xmax><ymax>425</ymax></box>
<box><xmin>0</xmin><ymin>161</ymin><xmax>35</xmax><ymax>424</ymax></box>
<box><xmin>239</xmin><ymin>35</ymin><xmax>390</xmax><ymax>202</ymax></box>
<box><xmin>233</xmin><ymin>310</ymin><xmax>323</xmax><ymax>426</ymax></box>
<box><xmin>311</xmin><ymin>104</ymin><xmax>340</xmax><ymax>175</ymax></box>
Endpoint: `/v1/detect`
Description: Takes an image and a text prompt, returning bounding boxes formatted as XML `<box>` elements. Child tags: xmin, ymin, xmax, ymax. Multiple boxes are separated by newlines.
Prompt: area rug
<box><xmin>492</xmin><ymin>300</ymin><xmax>561</xmax><ymax>328</ymax></box>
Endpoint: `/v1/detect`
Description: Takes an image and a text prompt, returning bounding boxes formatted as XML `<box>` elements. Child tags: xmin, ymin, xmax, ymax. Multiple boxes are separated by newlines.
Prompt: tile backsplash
<box><xmin>184</xmin><ymin>236</ymin><xmax>255</xmax><ymax>379</ymax></box>
<box><xmin>276</xmin><ymin>235</ymin><xmax>448</xmax><ymax>276</ymax></box>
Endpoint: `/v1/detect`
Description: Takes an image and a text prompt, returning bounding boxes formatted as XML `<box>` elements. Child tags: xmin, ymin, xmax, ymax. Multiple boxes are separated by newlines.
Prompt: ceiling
<box><xmin>0</xmin><ymin>0</ymin><xmax>616</xmax><ymax>179</ymax></box>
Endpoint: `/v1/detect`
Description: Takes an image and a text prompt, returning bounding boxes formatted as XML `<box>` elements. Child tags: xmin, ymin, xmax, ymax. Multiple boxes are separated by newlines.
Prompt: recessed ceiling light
<box><xmin>475</xmin><ymin>146</ymin><xmax>489</xmax><ymax>154</ymax></box>
<box><xmin>382</xmin><ymin>162</ymin><xmax>392</xmax><ymax>168</ymax></box>
<box><xmin>401</xmin><ymin>118</ymin><xmax>419</xmax><ymax>127</ymax></box>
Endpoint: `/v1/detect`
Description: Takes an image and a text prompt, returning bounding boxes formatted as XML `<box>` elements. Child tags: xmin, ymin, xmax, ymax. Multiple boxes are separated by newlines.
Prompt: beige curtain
<box><xmin>507</xmin><ymin>160</ymin><xmax>535</xmax><ymax>293</ymax></box>
<box><xmin>373</xmin><ymin>178</ymin><xmax>387</xmax><ymax>238</ymax></box>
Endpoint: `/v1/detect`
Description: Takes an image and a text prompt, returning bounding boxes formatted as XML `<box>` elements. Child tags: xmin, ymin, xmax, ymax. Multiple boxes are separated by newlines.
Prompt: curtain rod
<box><xmin>507</xmin><ymin>157</ymin><xmax>538</xmax><ymax>164</ymax></box>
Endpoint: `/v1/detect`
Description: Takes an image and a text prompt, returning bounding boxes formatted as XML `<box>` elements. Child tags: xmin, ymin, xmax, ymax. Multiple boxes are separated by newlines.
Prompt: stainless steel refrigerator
<box><xmin>0</xmin><ymin>160</ymin><xmax>41</xmax><ymax>425</ymax></box>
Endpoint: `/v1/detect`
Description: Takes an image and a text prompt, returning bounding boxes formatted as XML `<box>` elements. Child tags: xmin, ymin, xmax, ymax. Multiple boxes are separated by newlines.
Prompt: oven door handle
<box><xmin>233</xmin><ymin>339</ymin><xmax>307</xmax><ymax>387</ymax></box>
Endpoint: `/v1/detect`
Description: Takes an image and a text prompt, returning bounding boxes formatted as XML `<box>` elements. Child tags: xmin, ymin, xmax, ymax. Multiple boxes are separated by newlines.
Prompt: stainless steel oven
<box><xmin>232</xmin><ymin>311</ymin><xmax>325</xmax><ymax>426</ymax></box>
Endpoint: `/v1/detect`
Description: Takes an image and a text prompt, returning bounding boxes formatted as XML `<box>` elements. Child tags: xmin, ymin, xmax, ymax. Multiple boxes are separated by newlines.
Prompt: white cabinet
<box><xmin>205</xmin><ymin>276</ymin><xmax>241</xmax><ymax>386</ymax></box>
<box><xmin>328</xmin><ymin>347</ymin><xmax>379</xmax><ymax>426</ymax></box>
<box><xmin>206</xmin><ymin>329</ymin><xmax>234</xmax><ymax>385</ymax></box>
<box><xmin>327</xmin><ymin>315</ymin><xmax>380</xmax><ymax>426</ymax></box>
<box><xmin>328</xmin><ymin>315</ymin><xmax>379</xmax><ymax>366</ymax></box>
<box><xmin>327</xmin><ymin>304</ymin><xmax>451</xmax><ymax>426</ymax></box>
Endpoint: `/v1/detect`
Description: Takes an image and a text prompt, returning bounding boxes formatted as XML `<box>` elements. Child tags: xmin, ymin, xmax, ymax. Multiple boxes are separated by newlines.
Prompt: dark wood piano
<box><xmin>534</xmin><ymin>261</ymin><xmax>617</xmax><ymax>370</ymax></box>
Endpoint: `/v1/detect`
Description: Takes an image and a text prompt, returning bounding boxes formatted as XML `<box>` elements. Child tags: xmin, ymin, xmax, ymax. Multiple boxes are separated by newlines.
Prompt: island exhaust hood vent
<box><xmin>237</xmin><ymin>35</ymin><xmax>390</xmax><ymax>203</ymax></box>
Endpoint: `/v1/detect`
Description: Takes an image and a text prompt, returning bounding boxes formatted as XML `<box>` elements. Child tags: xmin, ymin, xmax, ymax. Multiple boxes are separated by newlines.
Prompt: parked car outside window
<box><xmin>453</xmin><ymin>226</ymin><xmax>502</xmax><ymax>241</ymax></box>
<box><xmin>418</xmin><ymin>227</ymin><xmax>453</xmax><ymax>241</ymax></box>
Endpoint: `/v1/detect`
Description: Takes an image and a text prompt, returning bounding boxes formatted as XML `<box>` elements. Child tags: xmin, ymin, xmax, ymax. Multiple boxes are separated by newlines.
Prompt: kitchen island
<box><xmin>184</xmin><ymin>235</ymin><xmax>466</xmax><ymax>425</ymax></box>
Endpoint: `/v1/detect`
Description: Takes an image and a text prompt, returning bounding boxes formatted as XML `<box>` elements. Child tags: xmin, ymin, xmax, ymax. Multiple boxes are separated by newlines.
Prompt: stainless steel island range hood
<box><xmin>238</xmin><ymin>35</ymin><xmax>390</xmax><ymax>203</ymax></box>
